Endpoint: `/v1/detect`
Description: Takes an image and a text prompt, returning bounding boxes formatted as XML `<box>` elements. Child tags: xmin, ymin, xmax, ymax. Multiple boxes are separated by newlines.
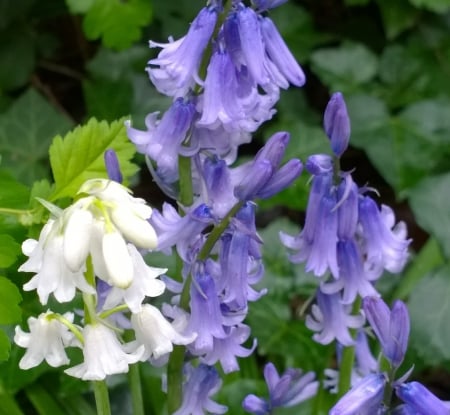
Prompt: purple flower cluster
<box><xmin>127</xmin><ymin>1</ymin><xmax>305</xmax><ymax>187</ymax></box>
<box><xmin>281</xmin><ymin>93</ymin><xmax>411</xmax><ymax>346</ymax></box>
<box><xmin>330</xmin><ymin>297</ymin><xmax>450</xmax><ymax>415</ymax></box>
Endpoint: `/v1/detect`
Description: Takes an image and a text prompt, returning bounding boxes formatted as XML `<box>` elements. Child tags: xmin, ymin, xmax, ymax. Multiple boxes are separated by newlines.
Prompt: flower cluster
<box><xmin>126</xmin><ymin>0</ymin><xmax>305</xmax><ymax>187</ymax></box>
<box><xmin>281</xmin><ymin>93</ymin><xmax>411</xmax><ymax>346</ymax></box>
<box><xmin>330</xmin><ymin>297</ymin><xmax>450</xmax><ymax>414</ymax></box>
<box><xmin>15</xmin><ymin>170</ymin><xmax>195</xmax><ymax>380</ymax></box>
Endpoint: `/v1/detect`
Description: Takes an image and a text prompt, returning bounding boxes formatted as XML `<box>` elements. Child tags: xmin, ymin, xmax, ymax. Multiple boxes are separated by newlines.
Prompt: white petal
<box><xmin>102</xmin><ymin>231</ymin><xmax>133</xmax><ymax>289</ymax></box>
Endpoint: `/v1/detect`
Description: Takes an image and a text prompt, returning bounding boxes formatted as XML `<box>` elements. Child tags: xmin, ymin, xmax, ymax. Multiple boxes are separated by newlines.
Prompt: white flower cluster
<box><xmin>15</xmin><ymin>179</ymin><xmax>195</xmax><ymax>380</ymax></box>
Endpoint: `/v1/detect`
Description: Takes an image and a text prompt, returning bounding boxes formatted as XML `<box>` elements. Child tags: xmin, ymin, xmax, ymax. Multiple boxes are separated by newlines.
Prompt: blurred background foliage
<box><xmin>1</xmin><ymin>0</ymin><xmax>450</xmax><ymax>413</ymax></box>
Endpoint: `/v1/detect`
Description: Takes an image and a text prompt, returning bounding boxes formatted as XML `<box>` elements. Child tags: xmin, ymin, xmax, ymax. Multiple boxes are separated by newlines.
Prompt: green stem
<box><xmin>178</xmin><ymin>155</ymin><xmax>194</xmax><ymax>208</ymax></box>
<box><xmin>129</xmin><ymin>364</ymin><xmax>145</xmax><ymax>415</ymax></box>
<box><xmin>197</xmin><ymin>201</ymin><xmax>243</xmax><ymax>261</ymax></box>
<box><xmin>92</xmin><ymin>381</ymin><xmax>111</xmax><ymax>415</ymax></box>
<box><xmin>167</xmin><ymin>345</ymin><xmax>186</xmax><ymax>413</ymax></box>
<box><xmin>337</xmin><ymin>297</ymin><xmax>362</xmax><ymax>398</ymax></box>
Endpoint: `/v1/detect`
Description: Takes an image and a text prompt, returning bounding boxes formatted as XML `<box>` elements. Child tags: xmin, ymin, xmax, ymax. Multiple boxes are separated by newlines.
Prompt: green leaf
<box><xmin>48</xmin><ymin>118</ymin><xmax>138</xmax><ymax>201</ymax></box>
<box><xmin>0</xmin><ymin>235</ymin><xmax>21</xmax><ymax>268</ymax></box>
<box><xmin>310</xmin><ymin>42</ymin><xmax>378</xmax><ymax>92</ymax></box>
<box><xmin>0</xmin><ymin>89</ymin><xmax>73</xmax><ymax>184</ymax></box>
<box><xmin>346</xmin><ymin>95</ymin><xmax>450</xmax><ymax>194</ymax></box>
<box><xmin>0</xmin><ymin>169</ymin><xmax>30</xmax><ymax>210</ymax></box>
<box><xmin>65</xmin><ymin>0</ymin><xmax>94</xmax><ymax>14</ymax></box>
<box><xmin>83</xmin><ymin>78</ymin><xmax>133</xmax><ymax>121</ymax></box>
<box><xmin>0</xmin><ymin>330</ymin><xmax>11</xmax><ymax>363</ymax></box>
<box><xmin>0</xmin><ymin>25</ymin><xmax>35</xmax><ymax>90</ymax></box>
<box><xmin>409</xmin><ymin>265</ymin><xmax>450</xmax><ymax>364</ymax></box>
<box><xmin>408</xmin><ymin>0</ymin><xmax>450</xmax><ymax>13</ymax></box>
<box><xmin>82</xmin><ymin>0</ymin><xmax>152</xmax><ymax>50</ymax></box>
<box><xmin>377</xmin><ymin>0</ymin><xmax>419</xmax><ymax>39</ymax></box>
<box><xmin>0</xmin><ymin>276</ymin><xmax>22</xmax><ymax>324</ymax></box>
<box><xmin>408</xmin><ymin>173</ymin><xmax>450</xmax><ymax>258</ymax></box>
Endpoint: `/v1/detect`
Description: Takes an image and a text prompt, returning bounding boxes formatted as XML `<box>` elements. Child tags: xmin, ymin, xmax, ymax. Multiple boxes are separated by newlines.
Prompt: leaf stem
<box><xmin>129</xmin><ymin>364</ymin><xmax>145</xmax><ymax>415</ymax></box>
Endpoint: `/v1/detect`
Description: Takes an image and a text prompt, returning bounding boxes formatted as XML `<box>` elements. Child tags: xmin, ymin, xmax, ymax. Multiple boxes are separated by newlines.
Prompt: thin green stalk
<box><xmin>129</xmin><ymin>364</ymin><xmax>145</xmax><ymax>415</ymax></box>
<box><xmin>92</xmin><ymin>381</ymin><xmax>111</xmax><ymax>415</ymax></box>
<box><xmin>337</xmin><ymin>297</ymin><xmax>362</xmax><ymax>398</ymax></box>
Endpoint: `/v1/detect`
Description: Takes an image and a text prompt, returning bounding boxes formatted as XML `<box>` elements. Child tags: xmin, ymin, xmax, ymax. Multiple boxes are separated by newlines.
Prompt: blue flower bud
<box><xmin>324</xmin><ymin>92</ymin><xmax>351</xmax><ymax>157</ymax></box>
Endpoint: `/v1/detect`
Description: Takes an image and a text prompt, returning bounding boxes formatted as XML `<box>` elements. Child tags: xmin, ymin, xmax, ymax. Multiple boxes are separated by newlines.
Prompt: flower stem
<box><xmin>129</xmin><ymin>364</ymin><xmax>145</xmax><ymax>415</ymax></box>
<box><xmin>92</xmin><ymin>381</ymin><xmax>111</xmax><ymax>415</ymax></box>
<box><xmin>337</xmin><ymin>296</ymin><xmax>362</xmax><ymax>398</ymax></box>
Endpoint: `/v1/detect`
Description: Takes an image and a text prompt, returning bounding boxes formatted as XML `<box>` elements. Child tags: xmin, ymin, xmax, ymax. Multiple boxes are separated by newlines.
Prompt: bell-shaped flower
<box><xmin>186</xmin><ymin>270</ymin><xmax>227</xmax><ymax>355</ymax></box>
<box><xmin>14</xmin><ymin>311</ymin><xmax>76</xmax><ymax>369</ymax></box>
<box><xmin>233</xmin><ymin>132</ymin><xmax>302</xmax><ymax>201</ymax></box>
<box><xmin>148</xmin><ymin>6</ymin><xmax>218</xmax><ymax>97</ymax></box>
<box><xmin>321</xmin><ymin>239</ymin><xmax>379</xmax><ymax>305</ymax></box>
<box><xmin>363</xmin><ymin>297</ymin><xmax>410</xmax><ymax>368</ymax></box>
<box><xmin>324</xmin><ymin>92</ymin><xmax>351</xmax><ymax>157</ymax></box>
<box><xmin>329</xmin><ymin>373</ymin><xmax>386</xmax><ymax>415</ymax></box>
<box><xmin>306</xmin><ymin>290</ymin><xmax>364</xmax><ymax>346</ymax></box>
<box><xmin>126</xmin><ymin>98</ymin><xmax>196</xmax><ymax>183</ymax></box>
<box><xmin>150</xmin><ymin>202</ymin><xmax>214</xmax><ymax>256</ymax></box>
<box><xmin>395</xmin><ymin>382</ymin><xmax>449</xmax><ymax>415</ymax></box>
<box><xmin>243</xmin><ymin>362</ymin><xmax>318</xmax><ymax>414</ymax></box>
<box><xmin>103</xmin><ymin>244</ymin><xmax>166</xmax><ymax>313</ymax></box>
<box><xmin>130</xmin><ymin>304</ymin><xmax>196</xmax><ymax>361</ymax></box>
<box><xmin>358</xmin><ymin>197</ymin><xmax>410</xmax><ymax>275</ymax></box>
<box><xmin>65</xmin><ymin>323</ymin><xmax>144</xmax><ymax>380</ymax></box>
<box><xmin>79</xmin><ymin>178</ymin><xmax>158</xmax><ymax>250</ymax></box>
<box><xmin>20</xmin><ymin>219</ymin><xmax>95</xmax><ymax>305</ymax></box>
<box><xmin>259</xmin><ymin>16</ymin><xmax>305</xmax><ymax>87</ymax></box>
<box><xmin>201</xmin><ymin>324</ymin><xmax>256</xmax><ymax>373</ymax></box>
<box><xmin>173</xmin><ymin>364</ymin><xmax>227</xmax><ymax>415</ymax></box>
<box><xmin>253</xmin><ymin>0</ymin><xmax>288</xmax><ymax>11</ymax></box>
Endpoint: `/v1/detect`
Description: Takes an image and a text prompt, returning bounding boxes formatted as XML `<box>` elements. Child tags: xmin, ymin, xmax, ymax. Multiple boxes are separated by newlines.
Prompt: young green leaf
<box><xmin>0</xmin><ymin>276</ymin><xmax>22</xmax><ymax>324</ymax></box>
<box><xmin>48</xmin><ymin>118</ymin><xmax>138</xmax><ymax>201</ymax></box>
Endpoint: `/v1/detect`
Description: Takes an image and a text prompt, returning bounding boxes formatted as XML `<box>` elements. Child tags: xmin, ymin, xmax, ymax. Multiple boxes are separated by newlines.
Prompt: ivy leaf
<box><xmin>48</xmin><ymin>118</ymin><xmax>138</xmax><ymax>201</ymax></box>
<box><xmin>0</xmin><ymin>89</ymin><xmax>72</xmax><ymax>184</ymax></box>
<box><xmin>310</xmin><ymin>42</ymin><xmax>378</xmax><ymax>92</ymax></box>
<box><xmin>0</xmin><ymin>276</ymin><xmax>22</xmax><ymax>324</ymax></box>
<box><xmin>409</xmin><ymin>265</ymin><xmax>450</xmax><ymax>364</ymax></box>
<box><xmin>82</xmin><ymin>0</ymin><xmax>152</xmax><ymax>50</ymax></box>
<box><xmin>408</xmin><ymin>173</ymin><xmax>450</xmax><ymax>258</ymax></box>
<box><xmin>377</xmin><ymin>0</ymin><xmax>419</xmax><ymax>40</ymax></box>
<box><xmin>0</xmin><ymin>235</ymin><xmax>21</xmax><ymax>268</ymax></box>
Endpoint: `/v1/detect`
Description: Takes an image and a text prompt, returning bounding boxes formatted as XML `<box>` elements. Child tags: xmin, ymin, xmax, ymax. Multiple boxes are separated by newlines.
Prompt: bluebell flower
<box><xmin>259</xmin><ymin>16</ymin><xmax>305</xmax><ymax>87</ymax></box>
<box><xmin>149</xmin><ymin>203</ymin><xmax>214</xmax><ymax>257</ymax></box>
<box><xmin>252</xmin><ymin>0</ymin><xmax>289</xmax><ymax>11</ymax></box>
<box><xmin>329</xmin><ymin>373</ymin><xmax>386</xmax><ymax>415</ymax></box>
<box><xmin>173</xmin><ymin>364</ymin><xmax>227</xmax><ymax>415</ymax></box>
<box><xmin>196</xmin><ymin>40</ymin><xmax>278</xmax><ymax>134</ymax></box>
<box><xmin>103</xmin><ymin>149</ymin><xmax>122</xmax><ymax>183</ymax></box>
<box><xmin>233</xmin><ymin>132</ymin><xmax>302</xmax><ymax>201</ymax></box>
<box><xmin>396</xmin><ymin>382</ymin><xmax>449</xmax><ymax>415</ymax></box>
<box><xmin>126</xmin><ymin>98</ymin><xmax>196</xmax><ymax>183</ymax></box>
<box><xmin>280</xmin><ymin>171</ymin><xmax>340</xmax><ymax>278</ymax></box>
<box><xmin>242</xmin><ymin>362</ymin><xmax>318</xmax><ymax>414</ymax></box>
<box><xmin>186</xmin><ymin>270</ymin><xmax>227</xmax><ymax>355</ymax></box>
<box><xmin>358</xmin><ymin>196</ymin><xmax>410</xmax><ymax>275</ymax></box>
<box><xmin>321</xmin><ymin>239</ymin><xmax>379</xmax><ymax>304</ymax></box>
<box><xmin>324</xmin><ymin>92</ymin><xmax>351</xmax><ymax>157</ymax></box>
<box><xmin>201</xmin><ymin>324</ymin><xmax>256</xmax><ymax>373</ymax></box>
<box><xmin>148</xmin><ymin>6</ymin><xmax>218</xmax><ymax>97</ymax></box>
<box><xmin>306</xmin><ymin>290</ymin><xmax>364</xmax><ymax>346</ymax></box>
<box><xmin>363</xmin><ymin>296</ymin><xmax>410</xmax><ymax>368</ymax></box>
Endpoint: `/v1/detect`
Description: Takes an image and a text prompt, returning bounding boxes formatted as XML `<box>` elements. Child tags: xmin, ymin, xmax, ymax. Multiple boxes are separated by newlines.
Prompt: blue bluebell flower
<box><xmin>126</xmin><ymin>98</ymin><xmax>196</xmax><ymax>183</ymax></box>
<box><xmin>148</xmin><ymin>6</ymin><xmax>219</xmax><ymax>97</ymax></box>
<box><xmin>395</xmin><ymin>382</ymin><xmax>449</xmax><ymax>415</ymax></box>
<box><xmin>306</xmin><ymin>290</ymin><xmax>364</xmax><ymax>346</ymax></box>
<box><xmin>363</xmin><ymin>296</ymin><xmax>410</xmax><ymax>368</ymax></box>
<box><xmin>173</xmin><ymin>364</ymin><xmax>227</xmax><ymax>415</ymax></box>
<box><xmin>242</xmin><ymin>362</ymin><xmax>318</xmax><ymax>414</ymax></box>
<box><xmin>329</xmin><ymin>373</ymin><xmax>386</xmax><ymax>415</ymax></box>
